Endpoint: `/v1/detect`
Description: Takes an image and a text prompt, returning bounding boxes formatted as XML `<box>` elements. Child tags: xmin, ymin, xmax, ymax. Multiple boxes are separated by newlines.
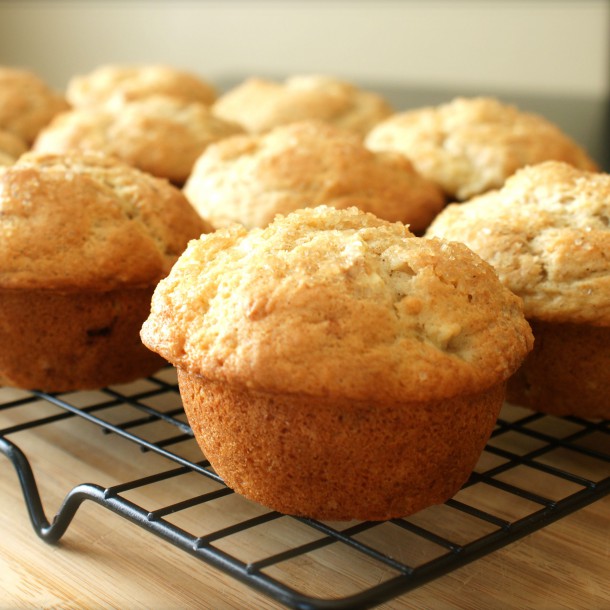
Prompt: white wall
<box><xmin>0</xmin><ymin>0</ymin><xmax>608</xmax><ymax>97</ymax></box>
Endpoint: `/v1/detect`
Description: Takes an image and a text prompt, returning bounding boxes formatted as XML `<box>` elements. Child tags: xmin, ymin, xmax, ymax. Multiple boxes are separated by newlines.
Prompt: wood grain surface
<box><xmin>0</xmin><ymin>382</ymin><xmax>608</xmax><ymax>610</ymax></box>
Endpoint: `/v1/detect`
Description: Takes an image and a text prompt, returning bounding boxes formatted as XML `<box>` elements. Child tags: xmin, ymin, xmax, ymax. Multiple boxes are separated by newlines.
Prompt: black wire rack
<box><xmin>1</xmin><ymin>366</ymin><xmax>609</xmax><ymax>610</ymax></box>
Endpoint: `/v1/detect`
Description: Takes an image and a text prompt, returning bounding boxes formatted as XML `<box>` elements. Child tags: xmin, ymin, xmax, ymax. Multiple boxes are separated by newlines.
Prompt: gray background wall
<box><xmin>0</xmin><ymin>0</ymin><xmax>608</xmax><ymax>97</ymax></box>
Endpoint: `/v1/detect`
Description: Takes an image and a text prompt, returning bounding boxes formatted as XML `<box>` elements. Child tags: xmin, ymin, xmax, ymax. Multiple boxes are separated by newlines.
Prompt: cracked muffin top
<box><xmin>0</xmin><ymin>151</ymin><xmax>209</xmax><ymax>290</ymax></box>
<box><xmin>0</xmin><ymin>66</ymin><xmax>69</xmax><ymax>145</ymax></box>
<box><xmin>365</xmin><ymin>96</ymin><xmax>597</xmax><ymax>200</ymax></box>
<box><xmin>141</xmin><ymin>205</ymin><xmax>532</xmax><ymax>402</ymax></box>
<box><xmin>426</xmin><ymin>161</ymin><xmax>610</xmax><ymax>325</ymax></box>
<box><xmin>212</xmin><ymin>75</ymin><xmax>393</xmax><ymax>136</ymax></box>
<box><xmin>66</xmin><ymin>64</ymin><xmax>218</xmax><ymax>108</ymax></box>
<box><xmin>183</xmin><ymin>120</ymin><xmax>444</xmax><ymax>232</ymax></box>
<box><xmin>33</xmin><ymin>94</ymin><xmax>244</xmax><ymax>184</ymax></box>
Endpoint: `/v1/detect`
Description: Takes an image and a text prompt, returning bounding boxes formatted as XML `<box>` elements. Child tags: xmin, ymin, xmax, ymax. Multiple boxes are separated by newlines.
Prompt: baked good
<box><xmin>212</xmin><ymin>75</ymin><xmax>393</xmax><ymax>136</ymax></box>
<box><xmin>366</xmin><ymin>96</ymin><xmax>598</xmax><ymax>200</ymax></box>
<box><xmin>0</xmin><ymin>66</ymin><xmax>69</xmax><ymax>144</ymax></box>
<box><xmin>33</xmin><ymin>95</ymin><xmax>244</xmax><ymax>184</ymax></box>
<box><xmin>0</xmin><ymin>130</ymin><xmax>27</xmax><ymax>166</ymax></box>
<box><xmin>141</xmin><ymin>206</ymin><xmax>533</xmax><ymax>520</ymax></box>
<box><xmin>426</xmin><ymin>161</ymin><xmax>610</xmax><ymax>418</ymax></box>
<box><xmin>66</xmin><ymin>64</ymin><xmax>217</xmax><ymax>107</ymax></box>
<box><xmin>0</xmin><ymin>151</ymin><xmax>209</xmax><ymax>392</ymax></box>
<box><xmin>183</xmin><ymin>120</ymin><xmax>445</xmax><ymax>232</ymax></box>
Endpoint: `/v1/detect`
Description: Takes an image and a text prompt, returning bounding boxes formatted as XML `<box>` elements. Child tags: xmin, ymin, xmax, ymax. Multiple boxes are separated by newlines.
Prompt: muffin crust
<box><xmin>34</xmin><ymin>95</ymin><xmax>243</xmax><ymax>184</ymax></box>
<box><xmin>184</xmin><ymin>120</ymin><xmax>445</xmax><ymax>231</ymax></box>
<box><xmin>213</xmin><ymin>75</ymin><xmax>392</xmax><ymax>135</ymax></box>
<box><xmin>426</xmin><ymin>161</ymin><xmax>610</xmax><ymax>324</ymax></box>
<box><xmin>142</xmin><ymin>206</ymin><xmax>532</xmax><ymax>403</ymax></box>
<box><xmin>67</xmin><ymin>64</ymin><xmax>217</xmax><ymax>107</ymax></box>
<box><xmin>0</xmin><ymin>66</ymin><xmax>68</xmax><ymax>144</ymax></box>
<box><xmin>0</xmin><ymin>130</ymin><xmax>27</xmax><ymax>166</ymax></box>
<box><xmin>0</xmin><ymin>151</ymin><xmax>209</xmax><ymax>290</ymax></box>
<box><xmin>366</xmin><ymin>97</ymin><xmax>597</xmax><ymax>200</ymax></box>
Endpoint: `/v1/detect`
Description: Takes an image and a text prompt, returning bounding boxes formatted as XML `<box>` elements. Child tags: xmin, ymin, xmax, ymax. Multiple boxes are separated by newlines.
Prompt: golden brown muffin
<box><xmin>0</xmin><ymin>66</ymin><xmax>69</xmax><ymax>145</ymax></box>
<box><xmin>366</xmin><ymin>96</ymin><xmax>598</xmax><ymax>201</ymax></box>
<box><xmin>66</xmin><ymin>64</ymin><xmax>217</xmax><ymax>108</ymax></box>
<box><xmin>0</xmin><ymin>151</ymin><xmax>209</xmax><ymax>392</ymax></box>
<box><xmin>183</xmin><ymin>120</ymin><xmax>445</xmax><ymax>232</ymax></box>
<box><xmin>213</xmin><ymin>75</ymin><xmax>393</xmax><ymax>136</ymax></box>
<box><xmin>426</xmin><ymin>161</ymin><xmax>610</xmax><ymax>418</ymax></box>
<box><xmin>33</xmin><ymin>95</ymin><xmax>244</xmax><ymax>184</ymax></box>
<box><xmin>0</xmin><ymin>129</ymin><xmax>27</xmax><ymax>166</ymax></box>
<box><xmin>141</xmin><ymin>206</ymin><xmax>533</xmax><ymax>520</ymax></box>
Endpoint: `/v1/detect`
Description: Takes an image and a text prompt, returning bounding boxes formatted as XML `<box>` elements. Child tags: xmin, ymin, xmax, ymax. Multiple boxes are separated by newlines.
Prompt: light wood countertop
<box><xmin>0</xmin><ymin>380</ymin><xmax>608</xmax><ymax>610</ymax></box>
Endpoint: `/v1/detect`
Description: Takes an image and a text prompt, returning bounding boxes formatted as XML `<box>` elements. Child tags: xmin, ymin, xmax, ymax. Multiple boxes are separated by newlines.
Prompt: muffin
<box><xmin>366</xmin><ymin>96</ymin><xmax>598</xmax><ymax>201</ymax></box>
<box><xmin>0</xmin><ymin>66</ymin><xmax>69</xmax><ymax>144</ymax></box>
<box><xmin>0</xmin><ymin>130</ymin><xmax>27</xmax><ymax>166</ymax></box>
<box><xmin>0</xmin><ymin>151</ymin><xmax>209</xmax><ymax>392</ymax></box>
<box><xmin>426</xmin><ymin>161</ymin><xmax>610</xmax><ymax>418</ymax></box>
<box><xmin>183</xmin><ymin>120</ymin><xmax>445</xmax><ymax>232</ymax></box>
<box><xmin>33</xmin><ymin>95</ymin><xmax>244</xmax><ymax>184</ymax></box>
<box><xmin>141</xmin><ymin>206</ymin><xmax>533</xmax><ymax>520</ymax></box>
<box><xmin>212</xmin><ymin>75</ymin><xmax>393</xmax><ymax>136</ymax></box>
<box><xmin>66</xmin><ymin>63</ymin><xmax>217</xmax><ymax>108</ymax></box>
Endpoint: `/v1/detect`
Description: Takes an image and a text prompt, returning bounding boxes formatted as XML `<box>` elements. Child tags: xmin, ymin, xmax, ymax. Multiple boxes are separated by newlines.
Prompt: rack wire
<box><xmin>1</xmin><ymin>366</ymin><xmax>609</xmax><ymax>610</ymax></box>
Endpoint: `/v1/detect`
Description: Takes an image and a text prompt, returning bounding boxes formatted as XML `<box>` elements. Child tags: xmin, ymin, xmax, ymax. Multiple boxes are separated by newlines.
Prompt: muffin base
<box><xmin>507</xmin><ymin>320</ymin><xmax>610</xmax><ymax>419</ymax></box>
<box><xmin>178</xmin><ymin>370</ymin><xmax>505</xmax><ymax>521</ymax></box>
<box><xmin>0</xmin><ymin>287</ymin><xmax>165</xmax><ymax>392</ymax></box>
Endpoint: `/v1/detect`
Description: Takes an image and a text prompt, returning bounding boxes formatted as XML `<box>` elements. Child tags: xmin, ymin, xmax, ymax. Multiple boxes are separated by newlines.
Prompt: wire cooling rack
<box><xmin>1</xmin><ymin>366</ymin><xmax>609</xmax><ymax>610</ymax></box>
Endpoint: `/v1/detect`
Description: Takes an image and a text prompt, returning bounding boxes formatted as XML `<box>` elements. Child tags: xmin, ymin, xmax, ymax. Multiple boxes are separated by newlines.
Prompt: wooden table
<box><xmin>0</xmin><ymin>378</ymin><xmax>608</xmax><ymax>610</ymax></box>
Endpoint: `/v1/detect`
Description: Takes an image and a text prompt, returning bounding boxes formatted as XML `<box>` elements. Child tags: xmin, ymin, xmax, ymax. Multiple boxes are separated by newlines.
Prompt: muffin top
<box><xmin>426</xmin><ymin>161</ymin><xmax>610</xmax><ymax>325</ymax></box>
<box><xmin>0</xmin><ymin>151</ymin><xmax>209</xmax><ymax>290</ymax></box>
<box><xmin>0</xmin><ymin>66</ymin><xmax>69</xmax><ymax>144</ymax></box>
<box><xmin>183</xmin><ymin>120</ymin><xmax>445</xmax><ymax>232</ymax></box>
<box><xmin>213</xmin><ymin>75</ymin><xmax>393</xmax><ymax>136</ymax></box>
<box><xmin>33</xmin><ymin>95</ymin><xmax>244</xmax><ymax>184</ymax></box>
<box><xmin>141</xmin><ymin>206</ymin><xmax>532</xmax><ymax>403</ymax></box>
<box><xmin>0</xmin><ymin>130</ymin><xmax>27</xmax><ymax>166</ymax></box>
<box><xmin>365</xmin><ymin>96</ymin><xmax>598</xmax><ymax>201</ymax></box>
<box><xmin>66</xmin><ymin>64</ymin><xmax>217</xmax><ymax>107</ymax></box>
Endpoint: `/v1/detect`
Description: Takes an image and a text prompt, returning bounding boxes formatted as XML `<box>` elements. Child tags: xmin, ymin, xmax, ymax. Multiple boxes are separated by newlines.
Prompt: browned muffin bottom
<box><xmin>0</xmin><ymin>288</ymin><xmax>165</xmax><ymax>392</ymax></box>
<box><xmin>507</xmin><ymin>321</ymin><xmax>610</xmax><ymax>418</ymax></box>
<box><xmin>179</xmin><ymin>372</ymin><xmax>506</xmax><ymax>521</ymax></box>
